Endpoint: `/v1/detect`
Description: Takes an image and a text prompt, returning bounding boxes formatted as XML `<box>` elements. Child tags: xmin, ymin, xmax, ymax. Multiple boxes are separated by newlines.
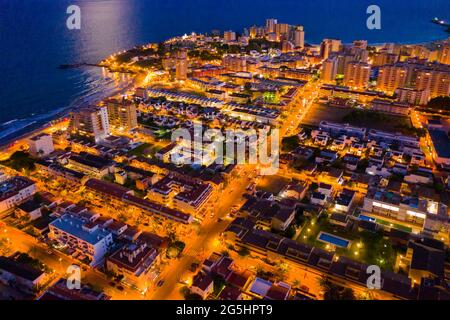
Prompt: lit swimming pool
<box><xmin>358</xmin><ymin>214</ymin><xmax>376</xmax><ymax>222</ymax></box>
<box><xmin>317</xmin><ymin>232</ymin><xmax>351</xmax><ymax>248</ymax></box>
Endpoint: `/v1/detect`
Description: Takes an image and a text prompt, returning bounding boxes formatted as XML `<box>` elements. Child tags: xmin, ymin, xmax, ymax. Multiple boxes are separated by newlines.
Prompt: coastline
<box><xmin>1</xmin><ymin>31</ymin><xmax>448</xmax><ymax>153</ymax></box>
<box><xmin>0</xmin><ymin>72</ymin><xmax>137</xmax><ymax>152</ymax></box>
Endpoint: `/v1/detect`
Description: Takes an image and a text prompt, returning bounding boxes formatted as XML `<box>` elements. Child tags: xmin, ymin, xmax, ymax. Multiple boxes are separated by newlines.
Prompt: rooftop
<box><xmin>50</xmin><ymin>214</ymin><xmax>112</xmax><ymax>245</ymax></box>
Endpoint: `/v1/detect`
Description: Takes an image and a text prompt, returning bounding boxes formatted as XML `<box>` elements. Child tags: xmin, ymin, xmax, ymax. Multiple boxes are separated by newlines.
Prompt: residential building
<box><xmin>371</xmin><ymin>98</ymin><xmax>410</xmax><ymax>116</ymax></box>
<box><xmin>428</xmin><ymin>129</ymin><xmax>450</xmax><ymax>166</ymax></box>
<box><xmin>0</xmin><ymin>176</ymin><xmax>36</xmax><ymax>213</ymax></box>
<box><xmin>175</xmin><ymin>50</ymin><xmax>188</xmax><ymax>81</ymax></box>
<box><xmin>292</xmin><ymin>26</ymin><xmax>305</xmax><ymax>48</ymax></box>
<box><xmin>362</xmin><ymin>189</ymin><xmax>448</xmax><ymax>238</ymax></box>
<box><xmin>319</xmin><ymin>121</ymin><xmax>367</xmax><ymax>139</ymax></box>
<box><xmin>49</xmin><ymin>214</ymin><xmax>114</xmax><ymax>266</ymax></box>
<box><xmin>106</xmin><ymin>242</ymin><xmax>159</xmax><ymax>291</ymax></box>
<box><xmin>68</xmin><ymin>106</ymin><xmax>110</xmax><ymax>143</ymax></box>
<box><xmin>372</xmin><ymin>52</ymin><xmax>399</xmax><ymax>67</ymax></box>
<box><xmin>376</xmin><ymin>65</ymin><xmax>408</xmax><ymax>94</ymax></box>
<box><xmin>27</xmin><ymin>133</ymin><xmax>54</xmax><ymax>158</ymax></box>
<box><xmin>395</xmin><ymin>88</ymin><xmax>430</xmax><ymax>106</ymax></box>
<box><xmin>343</xmin><ymin>62</ymin><xmax>371</xmax><ymax>89</ymax></box>
<box><xmin>320</xmin><ymin>39</ymin><xmax>342</xmax><ymax>59</ymax></box>
<box><xmin>321</xmin><ymin>57</ymin><xmax>338</xmax><ymax>83</ymax></box>
<box><xmin>438</xmin><ymin>45</ymin><xmax>450</xmax><ymax>65</ymax></box>
<box><xmin>148</xmin><ymin>174</ymin><xmax>213</xmax><ymax>215</ymax></box>
<box><xmin>190</xmin><ymin>272</ymin><xmax>213</xmax><ymax>299</ymax></box>
<box><xmin>266</xmin><ymin>18</ymin><xmax>277</xmax><ymax>34</ymax></box>
<box><xmin>67</xmin><ymin>152</ymin><xmax>115</xmax><ymax>178</ymax></box>
<box><xmin>415</xmin><ymin>69</ymin><xmax>450</xmax><ymax>98</ymax></box>
<box><xmin>0</xmin><ymin>256</ymin><xmax>46</xmax><ymax>294</ymax></box>
<box><xmin>39</xmin><ymin>278</ymin><xmax>110</xmax><ymax>300</ymax></box>
<box><xmin>222</xmin><ymin>55</ymin><xmax>247</xmax><ymax>72</ymax></box>
<box><xmin>105</xmin><ymin>99</ymin><xmax>138</xmax><ymax>131</ymax></box>
<box><xmin>224</xmin><ymin>30</ymin><xmax>236</xmax><ymax>43</ymax></box>
<box><xmin>17</xmin><ymin>199</ymin><xmax>42</xmax><ymax>221</ymax></box>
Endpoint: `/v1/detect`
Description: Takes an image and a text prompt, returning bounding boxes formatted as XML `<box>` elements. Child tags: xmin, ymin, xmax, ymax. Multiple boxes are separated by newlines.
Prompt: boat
<box><xmin>431</xmin><ymin>17</ymin><xmax>450</xmax><ymax>27</ymax></box>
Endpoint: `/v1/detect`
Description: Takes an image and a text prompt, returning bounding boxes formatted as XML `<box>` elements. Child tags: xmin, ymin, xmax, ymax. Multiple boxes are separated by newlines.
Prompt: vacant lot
<box><xmin>342</xmin><ymin>109</ymin><xmax>416</xmax><ymax>135</ymax></box>
<box><xmin>302</xmin><ymin>103</ymin><xmax>353</xmax><ymax>127</ymax></box>
<box><xmin>302</xmin><ymin>103</ymin><xmax>416</xmax><ymax>135</ymax></box>
<box><xmin>256</xmin><ymin>175</ymin><xmax>290</xmax><ymax>195</ymax></box>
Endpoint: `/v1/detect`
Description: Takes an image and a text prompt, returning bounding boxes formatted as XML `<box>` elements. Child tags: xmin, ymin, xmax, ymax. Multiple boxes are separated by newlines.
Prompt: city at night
<box><xmin>0</xmin><ymin>0</ymin><xmax>449</xmax><ymax>312</ymax></box>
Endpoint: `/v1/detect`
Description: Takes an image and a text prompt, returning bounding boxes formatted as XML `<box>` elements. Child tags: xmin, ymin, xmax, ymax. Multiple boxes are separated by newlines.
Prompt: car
<box><xmin>156</xmin><ymin>280</ymin><xmax>165</xmax><ymax>287</ymax></box>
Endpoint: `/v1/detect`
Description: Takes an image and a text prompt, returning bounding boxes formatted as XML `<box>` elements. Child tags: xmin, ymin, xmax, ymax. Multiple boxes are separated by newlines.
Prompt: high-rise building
<box><xmin>411</xmin><ymin>45</ymin><xmax>431</xmax><ymax>60</ymax></box>
<box><xmin>175</xmin><ymin>50</ymin><xmax>188</xmax><ymax>81</ymax></box>
<box><xmin>321</xmin><ymin>57</ymin><xmax>338</xmax><ymax>83</ymax></box>
<box><xmin>69</xmin><ymin>106</ymin><xmax>110</xmax><ymax>142</ymax></box>
<box><xmin>415</xmin><ymin>69</ymin><xmax>450</xmax><ymax>98</ymax></box>
<box><xmin>438</xmin><ymin>45</ymin><xmax>450</xmax><ymax>65</ymax></box>
<box><xmin>372</xmin><ymin>52</ymin><xmax>399</xmax><ymax>66</ymax></box>
<box><xmin>376</xmin><ymin>65</ymin><xmax>408</xmax><ymax>94</ymax></box>
<box><xmin>222</xmin><ymin>55</ymin><xmax>247</xmax><ymax>72</ymax></box>
<box><xmin>275</xmin><ymin>23</ymin><xmax>290</xmax><ymax>41</ymax></box>
<box><xmin>292</xmin><ymin>26</ymin><xmax>305</xmax><ymax>49</ymax></box>
<box><xmin>352</xmin><ymin>48</ymin><xmax>369</xmax><ymax>63</ymax></box>
<box><xmin>336</xmin><ymin>54</ymin><xmax>355</xmax><ymax>74</ymax></box>
<box><xmin>384</xmin><ymin>43</ymin><xmax>402</xmax><ymax>55</ymax></box>
<box><xmin>343</xmin><ymin>62</ymin><xmax>371</xmax><ymax>89</ymax></box>
<box><xmin>320</xmin><ymin>39</ymin><xmax>342</xmax><ymax>59</ymax></box>
<box><xmin>249</xmin><ymin>26</ymin><xmax>258</xmax><ymax>38</ymax></box>
<box><xmin>395</xmin><ymin>88</ymin><xmax>430</xmax><ymax>106</ymax></box>
<box><xmin>266</xmin><ymin>18</ymin><xmax>278</xmax><ymax>34</ymax></box>
<box><xmin>105</xmin><ymin>99</ymin><xmax>138</xmax><ymax>131</ymax></box>
<box><xmin>224</xmin><ymin>30</ymin><xmax>237</xmax><ymax>43</ymax></box>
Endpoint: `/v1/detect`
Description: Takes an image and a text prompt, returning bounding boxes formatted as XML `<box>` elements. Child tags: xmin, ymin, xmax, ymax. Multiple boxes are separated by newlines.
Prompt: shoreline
<box><xmin>0</xmin><ymin>73</ymin><xmax>137</xmax><ymax>152</ymax></box>
<box><xmin>1</xmin><ymin>32</ymin><xmax>448</xmax><ymax>154</ymax></box>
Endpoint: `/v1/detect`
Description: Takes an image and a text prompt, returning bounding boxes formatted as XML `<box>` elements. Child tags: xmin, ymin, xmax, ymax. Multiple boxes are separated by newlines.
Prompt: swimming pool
<box><xmin>317</xmin><ymin>232</ymin><xmax>351</xmax><ymax>248</ymax></box>
<box><xmin>358</xmin><ymin>214</ymin><xmax>376</xmax><ymax>222</ymax></box>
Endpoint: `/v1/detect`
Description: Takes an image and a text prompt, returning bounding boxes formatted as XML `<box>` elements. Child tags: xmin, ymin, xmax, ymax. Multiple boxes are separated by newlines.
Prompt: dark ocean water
<box><xmin>0</xmin><ymin>0</ymin><xmax>449</xmax><ymax>143</ymax></box>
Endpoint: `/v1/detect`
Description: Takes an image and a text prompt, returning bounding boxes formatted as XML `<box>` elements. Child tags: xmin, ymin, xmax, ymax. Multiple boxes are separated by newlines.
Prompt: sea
<box><xmin>0</xmin><ymin>0</ymin><xmax>449</xmax><ymax>144</ymax></box>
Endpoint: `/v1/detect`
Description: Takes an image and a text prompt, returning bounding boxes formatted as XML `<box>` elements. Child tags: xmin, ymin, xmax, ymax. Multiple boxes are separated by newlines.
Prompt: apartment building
<box><xmin>343</xmin><ymin>62</ymin><xmax>371</xmax><ymax>90</ymax></box>
<box><xmin>49</xmin><ymin>214</ymin><xmax>114</xmax><ymax>266</ymax></box>
<box><xmin>105</xmin><ymin>99</ymin><xmax>138</xmax><ymax>131</ymax></box>
<box><xmin>376</xmin><ymin>65</ymin><xmax>408</xmax><ymax>94</ymax></box>
<box><xmin>106</xmin><ymin>242</ymin><xmax>159</xmax><ymax>291</ymax></box>
<box><xmin>0</xmin><ymin>176</ymin><xmax>36</xmax><ymax>213</ymax></box>
<box><xmin>27</xmin><ymin>133</ymin><xmax>55</xmax><ymax>158</ymax></box>
<box><xmin>148</xmin><ymin>174</ymin><xmax>213</xmax><ymax>215</ymax></box>
<box><xmin>362</xmin><ymin>189</ymin><xmax>448</xmax><ymax>240</ymax></box>
<box><xmin>68</xmin><ymin>106</ymin><xmax>110</xmax><ymax>143</ymax></box>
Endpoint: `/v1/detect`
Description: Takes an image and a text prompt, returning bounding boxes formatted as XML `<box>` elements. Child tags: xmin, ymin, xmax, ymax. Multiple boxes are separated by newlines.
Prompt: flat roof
<box><xmin>429</xmin><ymin>129</ymin><xmax>450</xmax><ymax>159</ymax></box>
<box><xmin>50</xmin><ymin>214</ymin><xmax>111</xmax><ymax>245</ymax></box>
<box><xmin>0</xmin><ymin>256</ymin><xmax>44</xmax><ymax>282</ymax></box>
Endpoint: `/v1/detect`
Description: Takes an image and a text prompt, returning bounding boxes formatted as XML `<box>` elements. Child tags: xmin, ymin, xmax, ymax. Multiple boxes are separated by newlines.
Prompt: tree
<box><xmin>427</xmin><ymin>96</ymin><xmax>450</xmax><ymax>111</ymax></box>
<box><xmin>319</xmin><ymin>277</ymin><xmax>356</xmax><ymax>300</ymax></box>
<box><xmin>237</xmin><ymin>247</ymin><xmax>250</xmax><ymax>257</ymax></box>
